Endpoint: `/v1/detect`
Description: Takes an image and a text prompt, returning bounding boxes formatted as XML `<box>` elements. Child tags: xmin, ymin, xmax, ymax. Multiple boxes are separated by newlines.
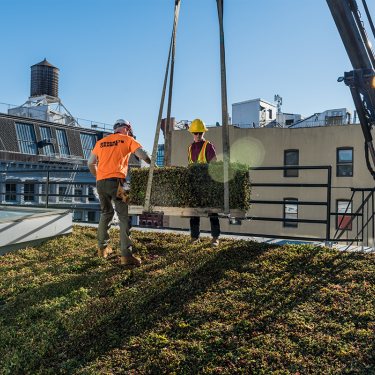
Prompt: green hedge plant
<box><xmin>130</xmin><ymin>161</ymin><xmax>251</xmax><ymax>210</ymax></box>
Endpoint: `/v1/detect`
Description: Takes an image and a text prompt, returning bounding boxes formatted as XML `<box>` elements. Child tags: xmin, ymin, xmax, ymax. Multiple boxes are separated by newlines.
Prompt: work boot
<box><xmin>98</xmin><ymin>247</ymin><xmax>113</xmax><ymax>258</ymax></box>
<box><xmin>211</xmin><ymin>237</ymin><xmax>220</xmax><ymax>248</ymax></box>
<box><xmin>188</xmin><ymin>237</ymin><xmax>200</xmax><ymax>245</ymax></box>
<box><xmin>120</xmin><ymin>255</ymin><xmax>142</xmax><ymax>267</ymax></box>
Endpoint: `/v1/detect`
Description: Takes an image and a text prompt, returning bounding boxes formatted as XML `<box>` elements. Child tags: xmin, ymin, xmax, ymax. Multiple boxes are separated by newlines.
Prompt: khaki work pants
<box><xmin>96</xmin><ymin>179</ymin><xmax>132</xmax><ymax>257</ymax></box>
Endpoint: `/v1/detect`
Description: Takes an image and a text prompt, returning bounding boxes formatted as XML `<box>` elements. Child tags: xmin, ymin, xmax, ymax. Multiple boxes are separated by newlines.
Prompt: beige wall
<box><xmin>169</xmin><ymin>124</ymin><xmax>373</xmax><ymax>244</ymax></box>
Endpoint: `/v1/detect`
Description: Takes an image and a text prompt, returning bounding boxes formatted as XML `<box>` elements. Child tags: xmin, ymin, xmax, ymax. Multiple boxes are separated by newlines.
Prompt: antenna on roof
<box><xmin>274</xmin><ymin>94</ymin><xmax>282</xmax><ymax>114</ymax></box>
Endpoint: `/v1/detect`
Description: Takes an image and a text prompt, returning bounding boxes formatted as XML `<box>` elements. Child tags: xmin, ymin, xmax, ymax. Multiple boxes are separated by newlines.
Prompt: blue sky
<box><xmin>1</xmin><ymin>0</ymin><xmax>375</xmax><ymax>152</ymax></box>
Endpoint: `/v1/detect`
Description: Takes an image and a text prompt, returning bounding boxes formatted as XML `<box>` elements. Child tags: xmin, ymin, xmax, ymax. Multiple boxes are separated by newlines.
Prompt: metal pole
<box><xmin>367</xmin><ymin>192</ymin><xmax>369</xmax><ymax>248</ymax></box>
<box><xmin>362</xmin><ymin>191</ymin><xmax>364</xmax><ymax>250</ymax></box>
<box><xmin>143</xmin><ymin>35</ymin><xmax>173</xmax><ymax>212</ymax></box>
<box><xmin>163</xmin><ymin>0</ymin><xmax>181</xmax><ymax>167</ymax></box>
<box><xmin>45</xmin><ymin>171</ymin><xmax>50</xmax><ymax>208</ymax></box>
<box><xmin>216</xmin><ymin>0</ymin><xmax>230</xmax><ymax>215</ymax></box>
<box><xmin>372</xmin><ymin>190</ymin><xmax>374</xmax><ymax>251</ymax></box>
<box><xmin>326</xmin><ymin>166</ymin><xmax>332</xmax><ymax>244</ymax></box>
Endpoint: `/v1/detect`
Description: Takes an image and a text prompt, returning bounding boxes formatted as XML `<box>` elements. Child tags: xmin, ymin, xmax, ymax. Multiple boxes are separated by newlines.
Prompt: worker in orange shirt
<box><xmin>88</xmin><ymin>119</ymin><xmax>152</xmax><ymax>267</ymax></box>
<box><xmin>187</xmin><ymin>119</ymin><xmax>220</xmax><ymax>247</ymax></box>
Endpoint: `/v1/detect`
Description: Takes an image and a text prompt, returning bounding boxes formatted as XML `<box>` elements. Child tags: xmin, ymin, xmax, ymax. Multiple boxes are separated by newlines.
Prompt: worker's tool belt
<box><xmin>116</xmin><ymin>178</ymin><xmax>131</xmax><ymax>204</ymax></box>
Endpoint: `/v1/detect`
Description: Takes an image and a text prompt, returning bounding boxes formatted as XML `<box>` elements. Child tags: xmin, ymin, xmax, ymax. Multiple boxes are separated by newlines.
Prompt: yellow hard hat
<box><xmin>189</xmin><ymin>119</ymin><xmax>208</xmax><ymax>133</ymax></box>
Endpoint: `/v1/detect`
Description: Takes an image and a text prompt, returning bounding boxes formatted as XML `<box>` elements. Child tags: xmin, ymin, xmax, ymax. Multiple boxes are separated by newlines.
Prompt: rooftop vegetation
<box><xmin>0</xmin><ymin>226</ymin><xmax>374</xmax><ymax>374</ymax></box>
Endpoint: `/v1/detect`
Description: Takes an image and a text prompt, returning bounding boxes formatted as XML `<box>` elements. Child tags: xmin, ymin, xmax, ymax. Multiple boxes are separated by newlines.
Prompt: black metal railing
<box><xmin>0</xmin><ymin>169</ymin><xmax>101</xmax><ymax>214</ymax></box>
<box><xmin>332</xmin><ymin>188</ymin><xmax>375</xmax><ymax>249</ymax></box>
<box><xmin>1</xmin><ymin>166</ymin><xmax>373</xmax><ymax>247</ymax></box>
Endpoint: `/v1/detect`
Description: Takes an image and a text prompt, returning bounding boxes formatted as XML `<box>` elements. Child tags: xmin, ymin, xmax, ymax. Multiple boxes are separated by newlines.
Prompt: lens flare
<box><xmin>208</xmin><ymin>155</ymin><xmax>235</xmax><ymax>183</ymax></box>
<box><xmin>230</xmin><ymin>137</ymin><xmax>265</xmax><ymax>168</ymax></box>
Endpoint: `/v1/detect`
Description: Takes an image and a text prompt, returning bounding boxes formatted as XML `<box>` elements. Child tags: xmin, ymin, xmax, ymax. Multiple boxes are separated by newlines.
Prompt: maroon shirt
<box><xmin>188</xmin><ymin>140</ymin><xmax>217</xmax><ymax>163</ymax></box>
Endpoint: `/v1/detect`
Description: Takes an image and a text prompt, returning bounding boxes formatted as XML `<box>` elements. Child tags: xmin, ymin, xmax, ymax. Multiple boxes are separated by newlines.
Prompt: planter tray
<box><xmin>128</xmin><ymin>205</ymin><xmax>246</xmax><ymax>219</ymax></box>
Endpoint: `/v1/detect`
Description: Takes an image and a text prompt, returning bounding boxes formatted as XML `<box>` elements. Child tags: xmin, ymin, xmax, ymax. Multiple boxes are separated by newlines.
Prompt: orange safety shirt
<box><xmin>91</xmin><ymin>133</ymin><xmax>142</xmax><ymax>181</ymax></box>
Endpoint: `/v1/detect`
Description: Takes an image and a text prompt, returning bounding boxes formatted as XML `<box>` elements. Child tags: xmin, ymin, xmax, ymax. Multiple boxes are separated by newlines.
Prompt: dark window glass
<box><xmin>88</xmin><ymin>186</ymin><xmax>96</xmax><ymax>201</ymax></box>
<box><xmin>87</xmin><ymin>211</ymin><xmax>96</xmax><ymax>222</ymax></box>
<box><xmin>284</xmin><ymin>198</ymin><xmax>298</xmax><ymax>228</ymax></box>
<box><xmin>337</xmin><ymin>148</ymin><xmax>353</xmax><ymax>177</ymax></box>
<box><xmin>284</xmin><ymin>150</ymin><xmax>299</xmax><ymax>177</ymax></box>
<box><xmin>285</xmin><ymin>119</ymin><xmax>294</xmax><ymax>126</ymax></box>
<box><xmin>6</xmin><ymin>183</ymin><xmax>17</xmax><ymax>201</ymax></box>
<box><xmin>73</xmin><ymin>211</ymin><xmax>82</xmax><ymax>221</ymax></box>
<box><xmin>336</xmin><ymin>200</ymin><xmax>352</xmax><ymax>230</ymax></box>
<box><xmin>24</xmin><ymin>183</ymin><xmax>35</xmax><ymax>201</ymax></box>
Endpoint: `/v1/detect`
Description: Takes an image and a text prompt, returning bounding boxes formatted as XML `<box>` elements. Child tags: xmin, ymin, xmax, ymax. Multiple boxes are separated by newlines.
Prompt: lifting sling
<box><xmin>143</xmin><ymin>0</ymin><xmax>230</xmax><ymax>213</ymax></box>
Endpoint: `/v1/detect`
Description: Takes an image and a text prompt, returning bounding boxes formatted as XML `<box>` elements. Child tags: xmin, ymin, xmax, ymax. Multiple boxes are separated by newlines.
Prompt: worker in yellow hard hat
<box><xmin>187</xmin><ymin>119</ymin><xmax>220</xmax><ymax>247</ymax></box>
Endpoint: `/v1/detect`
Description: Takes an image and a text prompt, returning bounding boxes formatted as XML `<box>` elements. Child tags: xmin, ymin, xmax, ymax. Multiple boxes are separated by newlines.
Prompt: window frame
<box><xmin>88</xmin><ymin>186</ymin><xmax>96</xmax><ymax>201</ymax></box>
<box><xmin>337</xmin><ymin>147</ymin><xmax>353</xmax><ymax>177</ymax></box>
<box><xmin>80</xmin><ymin>133</ymin><xmax>96</xmax><ymax>159</ymax></box>
<box><xmin>39</xmin><ymin>126</ymin><xmax>55</xmax><ymax>156</ymax></box>
<box><xmin>56</xmin><ymin>129</ymin><xmax>70</xmax><ymax>156</ymax></box>
<box><xmin>336</xmin><ymin>199</ymin><xmax>352</xmax><ymax>231</ymax></box>
<box><xmin>15</xmin><ymin>123</ymin><xmax>38</xmax><ymax>155</ymax></box>
<box><xmin>283</xmin><ymin>198</ymin><xmax>298</xmax><ymax>228</ymax></box>
<box><xmin>87</xmin><ymin>211</ymin><xmax>96</xmax><ymax>222</ymax></box>
<box><xmin>284</xmin><ymin>149</ymin><xmax>299</xmax><ymax>177</ymax></box>
<box><xmin>24</xmin><ymin>183</ymin><xmax>36</xmax><ymax>202</ymax></box>
<box><xmin>5</xmin><ymin>183</ymin><xmax>17</xmax><ymax>202</ymax></box>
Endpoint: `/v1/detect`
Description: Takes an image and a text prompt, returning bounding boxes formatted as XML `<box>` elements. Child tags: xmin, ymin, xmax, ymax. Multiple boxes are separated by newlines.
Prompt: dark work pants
<box><xmin>190</xmin><ymin>214</ymin><xmax>220</xmax><ymax>239</ymax></box>
<box><xmin>96</xmin><ymin>179</ymin><xmax>132</xmax><ymax>257</ymax></box>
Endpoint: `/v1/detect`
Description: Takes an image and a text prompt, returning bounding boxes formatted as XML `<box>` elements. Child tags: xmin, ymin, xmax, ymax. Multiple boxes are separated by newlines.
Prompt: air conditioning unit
<box><xmin>43</xmin><ymin>138</ymin><xmax>56</xmax><ymax>144</ymax></box>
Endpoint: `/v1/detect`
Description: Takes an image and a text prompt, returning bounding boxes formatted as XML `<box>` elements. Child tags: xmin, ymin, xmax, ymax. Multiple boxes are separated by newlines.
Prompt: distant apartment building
<box><xmin>231</xmin><ymin>97</ymin><xmax>351</xmax><ymax>129</ymax></box>
<box><xmin>169</xmin><ymin>108</ymin><xmax>373</xmax><ymax>245</ymax></box>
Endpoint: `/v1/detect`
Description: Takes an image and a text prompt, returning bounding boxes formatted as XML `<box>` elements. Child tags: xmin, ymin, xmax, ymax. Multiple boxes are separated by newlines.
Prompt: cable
<box><xmin>362</xmin><ymin>0</ymin><xmax>375</xmax><ymax>40</ymax></box>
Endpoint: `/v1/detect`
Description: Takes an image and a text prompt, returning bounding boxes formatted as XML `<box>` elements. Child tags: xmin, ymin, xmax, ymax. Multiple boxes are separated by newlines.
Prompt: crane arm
<box><xmin>327</xmin><ymin>0</ymin><xmax>375</xmax><ymax>177</ymax></box>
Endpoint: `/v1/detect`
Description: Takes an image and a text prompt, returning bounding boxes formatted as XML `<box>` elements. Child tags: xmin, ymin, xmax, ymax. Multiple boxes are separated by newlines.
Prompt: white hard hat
<box><xmin>113</xmin><ymin>119</ymin><xmax>131</xmax><ymax>130</ymax></box>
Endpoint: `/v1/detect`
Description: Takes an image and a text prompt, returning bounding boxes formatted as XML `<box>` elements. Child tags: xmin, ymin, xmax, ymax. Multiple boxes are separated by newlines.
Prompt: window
<box><xmin>328</xmin><ymin>116</ymin><xmax>342</xmax><ymax>126</ymax></box>
<box><xmin>6</xmin><ymin>183</ymin><xmax>17</xmax><ymax>202</ymax></box>
<box><xmin>284</xmin><ymin>199</ymin><xmax>298</xmax><ymax>228</ymax></box>
<box><xmin>56</xmin><ymin>129</ymin><xmax>70</xmax><ymax>156</ymax></box>
<box><xmin>268</xmin><ymin>109</ymin><xmax>272</xmax><ymax>119</ymax></box>
<box><xmin>337</xmin><ymin>200</ymin><xmax>352</xmax><ymax>230</ymax></box>
<box><xmin>59</xmin><ymin>186</ymin><xmax>67</xmax><ymax>195</ymax></box>
<box><xmin>74</xmin><ymin>185</ymin><xmax>83</xmax><ymax>202</ymax></box>
<box><xmin>156</xmin><ymin>144</ymin><xmax>164</xmax><ymax>167</ymax></box>
<box><xmin>40</xmin><ymin>127</ymin><xmax>54</xmax><ymax>155</ymax></box>
<box><xmin>73</xmin><ymin>211</ymin><xmax>82</xmax><ymax>222</ymax></box>
<box><xmin>88</xmin><ymin>186</ymin><xmax>96</xmax><ymax>201</ymax></box>
<box><xmin>80</xmin><ymin>133</ymin><xmax>96</xmax><ymax>159</ymax></box>
<box><xmin>40</xmin><ymin>184</ymin><xmax>52</xmax><ymax>203</ymax></box>
<box><xmin>284</xmin><ymin>150</ymin><xmax>299</xmax><ymax>177</ymax></box>
<box><xmin>285</xmin><ymin>119</ymin><xmax>294</xmax><ymax>126</ymax></box>
<box><xmin>87</xmin><ymin>211</ymin><xmax>96</xmax><ymax>222</ymax></box>
<box><xmin>24</xmin><ymin>183</ymin><xmax>35</xmax><ymax>201</ymax></box>
<box><xmin>15</xmin><ymin>123</ymin><xmax>38</xmax><ymax>155</ymax></box>
<box><xmin>337</xmin><ymin>148</ymin><xmax>353</xmax><ymax>177</ymax></box>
